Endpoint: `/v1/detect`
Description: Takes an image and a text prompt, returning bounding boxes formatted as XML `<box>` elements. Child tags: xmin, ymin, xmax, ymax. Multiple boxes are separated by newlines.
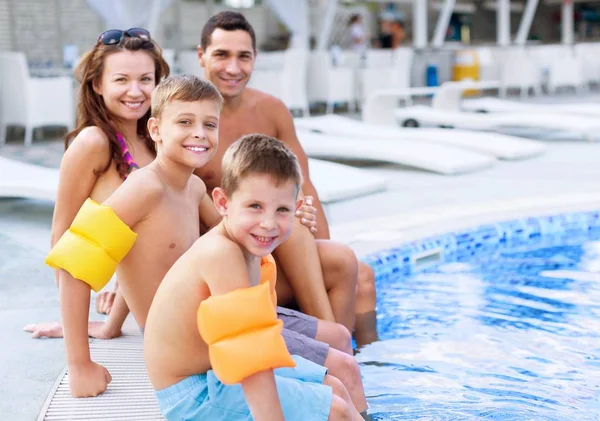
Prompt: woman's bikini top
<box><xmin>116</xmin><ymin>133</ymin><xmax>140</xmax><ymax>178</ymax></box>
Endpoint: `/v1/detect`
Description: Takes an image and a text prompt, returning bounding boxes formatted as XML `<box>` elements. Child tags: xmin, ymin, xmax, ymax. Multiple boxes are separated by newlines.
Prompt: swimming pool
<box><xmin>359</xmin><ymin>210</ymin><xmax>600</xmax><ymax>420</ymax></box>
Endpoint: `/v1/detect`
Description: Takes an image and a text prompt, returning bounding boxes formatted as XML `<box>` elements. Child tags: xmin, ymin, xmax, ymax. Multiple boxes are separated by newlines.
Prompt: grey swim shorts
<box><xmin>278</xmin><ymin>306</ymin><xmax>329</xmax><ymax>367</ymax></box>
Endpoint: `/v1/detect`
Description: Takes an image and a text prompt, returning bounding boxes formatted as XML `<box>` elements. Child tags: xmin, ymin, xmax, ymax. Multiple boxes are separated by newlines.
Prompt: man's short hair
<box><xmin>201</xmin><ymin>11</ymin><xmax>257</xmax><ymax>52</ymax></box>
<box><xmin>221</xmin><ymin>134</ymin><xmax>303</xmax><ymax>197</ymax></box>
<box><xmin>151</xmin><ymin>74</ymin><xmax>223</xmax><ymax>119</ymax></box>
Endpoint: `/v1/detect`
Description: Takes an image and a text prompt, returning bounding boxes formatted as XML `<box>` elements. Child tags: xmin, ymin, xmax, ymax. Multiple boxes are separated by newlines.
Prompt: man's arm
<box><xmin>270</xmin><ymin>99</ymin><xmax>335</xmax><ymax>322</ymax></box>
<box><xmin>198</xmin><ymin>194</ymin><xmax>223</xmax><ymax>231</ymax></box>
<box><xmin>274</xmin><ymin>107</ymin><xmax>330</xmax><ymax>239</ymax></box>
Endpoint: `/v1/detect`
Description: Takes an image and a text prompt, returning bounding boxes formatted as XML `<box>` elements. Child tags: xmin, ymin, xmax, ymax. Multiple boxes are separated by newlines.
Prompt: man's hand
<box><xmin>24</xmin><ymin>321</ymin><xmax>121</xmax><ymax>340</ymax></box>
<box><xmin>68</xmin><ymin>360</ymin><xmax>112</xmax><ymax>398</ymax></box>
<box><xmin>96</xmin><ymin>290</ymin><xmax>116</xmax><ymax>315</ymax></box>
<box><xmin>296</xmin><ymin>195</ymin><xmax>317</xmax><ymax>235</ymax></box>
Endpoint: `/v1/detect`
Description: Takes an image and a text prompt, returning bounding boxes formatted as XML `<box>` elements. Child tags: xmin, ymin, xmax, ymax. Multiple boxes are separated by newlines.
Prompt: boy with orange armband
<box><xmin>143</xmin><ymin>135</ymin><xmax>365</xmax><ymax>420</ymax></box>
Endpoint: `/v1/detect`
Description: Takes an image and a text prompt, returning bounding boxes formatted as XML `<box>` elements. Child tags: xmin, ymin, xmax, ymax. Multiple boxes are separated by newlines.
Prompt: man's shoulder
<box><xmin>246</xmin><ymin>87</ymin><xmax>287</xmax><ymax>112</ymax></box>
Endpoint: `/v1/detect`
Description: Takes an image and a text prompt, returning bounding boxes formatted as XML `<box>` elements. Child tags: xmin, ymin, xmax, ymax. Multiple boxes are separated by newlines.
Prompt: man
<box><xmin>195</xmin><ymin>11</ymin><xmax>378</xmax><ymax>346</ymax></box>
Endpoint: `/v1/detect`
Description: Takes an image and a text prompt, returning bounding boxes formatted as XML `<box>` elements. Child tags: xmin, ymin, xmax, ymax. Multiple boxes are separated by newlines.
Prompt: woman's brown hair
<box><xmin>66</xmin><ymin>35</ymin><xmax>170</xmax><ymax>179</ymax></box>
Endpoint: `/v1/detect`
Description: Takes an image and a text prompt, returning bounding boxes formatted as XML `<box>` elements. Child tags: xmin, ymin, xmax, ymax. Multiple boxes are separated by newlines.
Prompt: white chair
<box><xmin>498</xmin><ymin>50</ymin><xmax>542</xmax><ymax>98</ymax></box>
<box><xmin>547</xmin><ymin>54</ymin><xmax>586</xmax><ymax>94</ymax></box>
<box><xmin>162</xmin><ymin>49</ymin><xmax>176</xmax><ymax>73</ymax></box>
<box><xmin>177</xmin><ymin>50</ymin><xmax>204</xmax><ymax>77</ymax></box>
<box><xmin>308</xmin><ymin>51</ymin><xmax>356</xmax><ymax>113</ymax></box>
<box><xmin>0</xmin><ymin>52</ymin><xmax>74</xmax><ymax>146</ymax></box>
<box><xmin>248</xmin><ymin>48</ymin><xmax>310</xmax><ymax>116</ymax></box>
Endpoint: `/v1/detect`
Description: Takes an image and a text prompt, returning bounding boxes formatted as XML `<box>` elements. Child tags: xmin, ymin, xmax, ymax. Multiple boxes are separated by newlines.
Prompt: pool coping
<box><xmin>331</xmin><ymin>192</ymin><xmax>600</xmax><ymax>258</ymax></box>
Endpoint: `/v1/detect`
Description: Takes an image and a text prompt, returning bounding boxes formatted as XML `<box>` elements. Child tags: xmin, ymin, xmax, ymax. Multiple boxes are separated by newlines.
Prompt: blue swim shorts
<box><xmin>155</xmin><ymin>355</ymin><xmax>332</xmax><ymax>421</ymax></box>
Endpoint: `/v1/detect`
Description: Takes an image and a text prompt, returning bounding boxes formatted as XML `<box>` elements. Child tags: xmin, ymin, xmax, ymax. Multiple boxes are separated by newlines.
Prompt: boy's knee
<box><xmin>338</xmin><ymin>352</ymin><xmax>362</xmax><ymax>381</ymax></box>
<box><xmin>331</xmin><ymin>323</ymin><xmax>352</xmax><ymax>355</ymax></box>
<box><xmin>328</xmin><ymin>394</ymin><xmax>353</xmax><ymax>421</ymax></box>
<box><xmin>326</xmin><ymin>350</ymin><xmax>362</xmax><ymax>382</ymax></box>
<box><xmin>323</xmin><ymin>374</ymin><xmax>350</xmax><ymax>401</ymax></box>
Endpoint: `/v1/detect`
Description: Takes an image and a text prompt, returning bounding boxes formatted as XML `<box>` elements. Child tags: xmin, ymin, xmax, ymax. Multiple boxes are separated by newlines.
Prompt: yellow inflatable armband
<box><xmin>197</xmin><ymin>282</ymin><xmax>295</xmax><ymax>385</ymax></box>
<box><xmin>45</xmin><ymin>198</ymin><xmax>137</xmax><ymax>292</ymax></box>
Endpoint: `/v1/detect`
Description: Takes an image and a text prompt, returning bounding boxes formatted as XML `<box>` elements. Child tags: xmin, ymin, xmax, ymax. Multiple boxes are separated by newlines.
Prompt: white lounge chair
<box><xmin>0</xmin><ymin>157</ymin><xmax>59</xmax><ymax>201</ymax></box>
<box><xmin>308</xmin><ymin>159</ymin><xmax>387</xmax><ymax>202</ymax></box>
<box><xmin>0</xmin><ymin>156</ymin><xmax>383</xmax><ymax>204</ymax></box>
<box><xmin>392</xmin><ymin>81</ymin><xmax>600</xmax><ymax>141</ymax></box>
<box><xmin>295</xmin><ymin>114</ymin><xmax>545</xmax><ymax>161</ymax></box>
<box><xmin>462</xmin><ymin>96</ymin><xmax>600</xmax><ymax>118</ymax></box>
<box><xmin>295</xmin><ymin>129</ymin><xmax>496</xmax><ymax>176</ymax></box>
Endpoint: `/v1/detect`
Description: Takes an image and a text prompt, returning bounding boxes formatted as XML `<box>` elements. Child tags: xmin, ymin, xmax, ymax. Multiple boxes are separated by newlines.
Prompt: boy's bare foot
<box><xmin>23</xmin><ymin>322</ymin><xmax>63</xmax><ymax>338</ymax></box>
<box><xmin>24</xmin><ymin>321</ymin><xmax>121</xmax><ymax>340</ymax></box>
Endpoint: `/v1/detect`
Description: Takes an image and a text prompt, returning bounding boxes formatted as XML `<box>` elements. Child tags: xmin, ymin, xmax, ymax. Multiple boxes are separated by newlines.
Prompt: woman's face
<box><xmin>95</xmin><ymin>50</ymin><xmax>156</xmax><ymax>122</ymax></box>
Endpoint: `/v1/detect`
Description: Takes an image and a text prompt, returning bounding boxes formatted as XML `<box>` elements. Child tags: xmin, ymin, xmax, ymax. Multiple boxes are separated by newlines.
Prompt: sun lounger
<box><xmin>462</xmin><ymin>96</ymin><xmax>600</xmax><ymax>118</ymax></box>
<box><xmin>388</xmin><ymin>81</ymin><xmax>600</xmax><ymax>141</ymax></box>
<box><xmin>309</xmin><ymin>158</ymin><xmax>387</xmax><ymax>202</ymax></box>
<box><xmin>0</xmin><ymin>157</ymin><xmax>59</xmax><ymax>201</ymax></box>
<box><xmin>296</xmin><ymin>114</ymin><xmax>545</xmax><ymax>161</ymax></box>
<box><xmin>295</xmin><ymin>129</ymin><xmax>496</xmax><ymax>175</ymax></box>
<box><xmin>0</xmin><ymin>156</ymin><xmax>383</xmax><ymax>204</ymax></box>
<box><xmin>394</xmin><ymin>105</ymin><xmax>600</xmax><ymax>141</ymax></box>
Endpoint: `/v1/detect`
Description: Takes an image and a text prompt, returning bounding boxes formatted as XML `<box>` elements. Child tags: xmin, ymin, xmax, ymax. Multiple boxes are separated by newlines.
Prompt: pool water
<box><xmin>359</xmin><ymin>233</ymin><xmax>600</xmax><ymax>420</ymax></box>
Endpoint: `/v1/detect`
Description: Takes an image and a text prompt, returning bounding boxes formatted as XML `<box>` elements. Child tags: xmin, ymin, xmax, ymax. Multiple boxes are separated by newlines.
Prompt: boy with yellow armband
<box><xmin>143</xmin><ymin>135</ymin><xmax>365</xmax><ymax>420</ymax></box>
<box><xmin>45</xmin><ymin>74</ymin><xmax>225</xmax><ymax>398</ymax></box>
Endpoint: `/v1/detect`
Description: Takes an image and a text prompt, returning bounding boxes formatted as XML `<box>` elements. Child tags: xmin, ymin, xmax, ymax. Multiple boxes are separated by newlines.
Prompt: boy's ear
<box><xmin>211</xmin><ymin>187</ymin><xmax>229</xmax><ymax>217</ymax></box>
<box><xmin>147</xmin><ymin>117</ymin><xmax>161</xmax><ymax>143</ymax></box>
<box><xmin>196</xmin><ymin>45</ymin><xmax>205</xmax><ymax>68</ymax></box>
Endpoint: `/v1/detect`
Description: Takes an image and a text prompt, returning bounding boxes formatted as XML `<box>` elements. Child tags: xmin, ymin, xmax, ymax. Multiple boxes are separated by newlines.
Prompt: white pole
<box><xmin>317</xmin><ymin>0</ymin><xmax>338</xmax><ymax>51</ymax></box>
<box><xmin>561</xmin><ymin>0</ymin><xmax>574</xmax><ymax>45</ymax></box>
<box><xmin>496</xmin><ymin>0</ymin><xmax>511</xmax><ymax>46</ymax></box>
<box><xmin>413</xmin><ymin>0</ymin><xmax>428</xmax><ymax>49</ymax></box>
<box><xmin>431</xmin><ymin>0</ymin><xmax>455</xmax><ymax>48</ymax></box>
<box><xmin>514</xmin><ymin>0</ymin><xmax>539</xmax><ymax>45</ymax></box>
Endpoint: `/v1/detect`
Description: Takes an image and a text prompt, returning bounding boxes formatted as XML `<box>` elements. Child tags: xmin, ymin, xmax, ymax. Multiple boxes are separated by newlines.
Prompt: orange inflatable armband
<box><xmin>260</xmin><ymin>254</ymin><xmax>277</xmax><ymax>308</ymax></box>
<box><xmin>197</xmin><ymin>282</ymin><xmax>295</xmax><ymax>385</ymax></box>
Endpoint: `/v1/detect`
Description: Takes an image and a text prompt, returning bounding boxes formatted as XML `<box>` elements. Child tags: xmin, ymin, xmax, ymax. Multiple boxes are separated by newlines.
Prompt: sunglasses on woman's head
<box><xmin>98</xmin><ymin>28</ymin><xmax>151</xmax><ymax>45</ymax></box>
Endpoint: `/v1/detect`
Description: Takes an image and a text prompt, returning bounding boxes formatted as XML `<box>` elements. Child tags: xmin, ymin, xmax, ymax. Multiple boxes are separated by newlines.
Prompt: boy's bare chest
<box><xmin>136</xmin><ymin>198</ymin><xmax>200</xmax><ymax>266</ymax></box>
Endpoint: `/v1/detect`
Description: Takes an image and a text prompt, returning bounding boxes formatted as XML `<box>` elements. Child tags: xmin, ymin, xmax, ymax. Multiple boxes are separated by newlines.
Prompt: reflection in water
<box><xmin>359</xmin><ymin>234</ymin><xmax>600</xmax><ymax>420</ymax></box>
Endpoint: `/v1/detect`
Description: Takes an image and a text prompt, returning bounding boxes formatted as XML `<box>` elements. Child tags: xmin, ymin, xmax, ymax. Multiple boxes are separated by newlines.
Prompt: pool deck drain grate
<box><xmin>37</xmin><ymin>328</ymin><xmax>165</xmax><ymax>421</ymax></box>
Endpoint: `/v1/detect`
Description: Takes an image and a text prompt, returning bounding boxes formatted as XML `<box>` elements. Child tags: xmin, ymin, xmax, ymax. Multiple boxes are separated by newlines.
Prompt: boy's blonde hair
<box><xmin>151</xmin><ymin>74</ymin><xmax>223</xmax><ymax>118</ymax></box>
<box><xmin>221</xmin><ymin>134</ymin><xmax>303</xmax><ymax>196</ymax></box>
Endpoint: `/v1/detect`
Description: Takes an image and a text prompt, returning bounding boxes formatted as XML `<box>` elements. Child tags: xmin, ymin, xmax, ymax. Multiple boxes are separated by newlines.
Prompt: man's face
<box><xmin>198</xmin><ymin>29</ymin><xmax>255</xmax><ymax>100</ymax></box>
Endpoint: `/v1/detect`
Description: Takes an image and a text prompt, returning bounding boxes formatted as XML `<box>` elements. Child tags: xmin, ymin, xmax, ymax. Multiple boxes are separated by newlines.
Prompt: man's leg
<box><xmin>354</xmin><ymin>262</ymin><xmax>379</xmax><ymax>347</ymax></box>
<box><xmin>273</xmin><ymin>218</ymin><xmax>336</xmax><ymax>323</ymax></box>
<box><xmin>275</xmin><ymin>239</ymin><xmax>358</xmax><ymax>332</ymax></box>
